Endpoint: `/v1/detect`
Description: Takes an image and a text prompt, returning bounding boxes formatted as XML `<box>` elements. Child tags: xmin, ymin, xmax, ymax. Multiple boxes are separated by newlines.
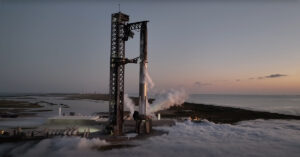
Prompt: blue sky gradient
<box><xmin>1</xmin><ymin>0</ymin><xmax>300</xmax><ymax>94</ymax></box>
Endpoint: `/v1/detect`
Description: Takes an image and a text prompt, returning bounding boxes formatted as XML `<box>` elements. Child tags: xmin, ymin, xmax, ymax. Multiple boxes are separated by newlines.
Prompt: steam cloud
<box><xmin>124</xmin><ymin>94</ymin><xmax>135</xmax><ymax>117</ymax></box>
<box><xmin>1</xmin><ymin>120</ymin><xmax>300</xmax><ymax>157</ymax></box>
<box><xmin>125</xmin><ymin>69</ymin><xmax>187</xmax><ymax>117</ymax></box>
<box><xmin>144</xmin><ymin>69</ymin><xmax>188</xmax><ymax>115</ymax></box>
<box><xmin>145</xmin><ymin>70</ymin><xmax>154</xmax><ymax>89</ymax></box>
<box><xmin>147</xmin><ymin>89</ymin><xmax>188</xmax><ymax>115</ymax></box>
<box><xmin>0</xmin><ymin>137</ymin><xmax>108</xmax><ymax>157</ymax></box>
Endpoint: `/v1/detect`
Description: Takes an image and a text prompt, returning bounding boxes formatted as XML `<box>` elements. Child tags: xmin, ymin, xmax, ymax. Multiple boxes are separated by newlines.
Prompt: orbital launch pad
<box><xmin>0</xmin><ymin>12</ymin><xmax>173</xmax><ymax>143</ymax></box>
<box><xmin>108</xmin><ymin>12</ymin><xmax>150</xmax><ymax>135</ymax></box>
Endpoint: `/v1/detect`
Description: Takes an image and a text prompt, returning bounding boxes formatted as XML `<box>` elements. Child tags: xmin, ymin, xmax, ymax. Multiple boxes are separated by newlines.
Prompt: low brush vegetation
<box><xmin>0</xmin><ymin>100</ymin><xmax>42</xmax><ymax>108</ymax></box>
<box><xmin>160</xmin><ymin>102</ymin><xmax>300</xmax><ymax>124</ymax></box>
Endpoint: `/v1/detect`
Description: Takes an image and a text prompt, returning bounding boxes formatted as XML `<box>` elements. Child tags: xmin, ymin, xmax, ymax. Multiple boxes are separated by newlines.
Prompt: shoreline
<box><xmin>66</xmin><ymin>94</ymin><xmax>300</xmax><ymax>124</ymax></box>
<box><xmin>65</xmin><ymin>94</ymin><xmax>300</xmax><ymax>124</ymax></box>
<box><xmin>1</xmin><ymin>94</ymin><xmax>300</xmax><ymax>124</ymax></box>
<box><xmin>161</xmin><ymin>102</ymin><xmax>300</xmax><ymax>124</ymax></box>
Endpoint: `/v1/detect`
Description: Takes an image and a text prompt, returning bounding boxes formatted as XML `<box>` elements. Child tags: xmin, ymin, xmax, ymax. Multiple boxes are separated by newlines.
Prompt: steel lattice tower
<box><xmin>109</xmin><ymin>12</ymin><xmax>148</xmax><ymax>136</ymax></box>
<box><xmin>109</xmin><ymin>12</ymin><xmax>128</xmax><ymax>136</ymax></box>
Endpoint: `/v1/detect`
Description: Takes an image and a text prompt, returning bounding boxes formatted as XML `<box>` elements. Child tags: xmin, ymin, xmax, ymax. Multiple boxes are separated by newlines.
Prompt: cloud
<box><xmin>248</xmin><ymin>74</ymin><xmax>288</xmax><ymax>80</ymax></box>
<box><xmin>257</xmin><ymin>76</ymin><xmax>265</xmax><ymax>80</ymax></box>
<box><xmin>265</xmin><ymin>74</ymin><xmax>287</xmax><ymax>78</ymax></box>
<box><xmin>194</xmin><ymin>81</ymin><xmax>212</xmax><ymax>87</ymax></box>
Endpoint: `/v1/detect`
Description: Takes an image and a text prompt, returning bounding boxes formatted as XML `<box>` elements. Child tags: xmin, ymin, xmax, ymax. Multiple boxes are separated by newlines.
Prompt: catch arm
<box><xmin>112</xmin><ymin>57</ymin><xmax>139</xmax><ymax>65</ymax></box>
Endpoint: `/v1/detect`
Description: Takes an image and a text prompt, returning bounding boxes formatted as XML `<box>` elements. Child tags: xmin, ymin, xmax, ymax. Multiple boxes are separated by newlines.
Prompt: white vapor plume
<box><xmin>1</xmin><ymin>120</ymin><xmax>300</xmax><ymax>157</ymax></box>
<box><xmin>0</xmin><ymin>137</ymin><xmax>108</xmax><ymax>157</ymax></box>
<box><xmin>145</xmin><ymin>70</ymin><xmax>154</xmax><ymax>89</ymax></box>
<box><xmin>147</xmin><ymin>89</ymin><xmax>188</xmax><ymax>115</ymax></box>
<box><xmin>77</xmin><ymin>137</ymin><xmax>108</xmax><ymax>149</ymax></box>
<box><xmin>124</xmin><ymin>94</ymin><xmax>135</xmax><ymax>117</ymax></box>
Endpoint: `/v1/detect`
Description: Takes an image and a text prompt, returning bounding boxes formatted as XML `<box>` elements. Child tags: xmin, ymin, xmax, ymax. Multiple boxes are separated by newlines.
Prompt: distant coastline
<box><xmin>1</xmin><ymin>93</ymin><xmax>300</xmax><ymax>124</ymax></box>
<box><xmin>60</xmin><ymin>93</ymin><xmax>300</xmax><ymax>124</ymax></box>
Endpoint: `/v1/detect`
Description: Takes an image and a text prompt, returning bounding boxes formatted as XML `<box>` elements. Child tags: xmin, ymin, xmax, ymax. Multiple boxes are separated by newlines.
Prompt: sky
<box><xmin>0</xmin><ymin>0</ymin><xmax>300</xmax><ymax>95</ymax></box>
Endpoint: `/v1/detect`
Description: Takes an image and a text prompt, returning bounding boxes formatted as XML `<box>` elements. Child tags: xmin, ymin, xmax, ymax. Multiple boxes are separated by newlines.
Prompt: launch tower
<box><xmin>109</xmin><ymin>12</ymin><xmax>149</xmax><ymax>135</ymax></box>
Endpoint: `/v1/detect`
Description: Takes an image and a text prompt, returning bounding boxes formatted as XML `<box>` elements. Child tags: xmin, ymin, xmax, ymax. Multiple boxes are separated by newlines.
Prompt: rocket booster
<box><xmin>139</xmin><ymin>22</ymin><xmax>148</xmax><ymax>116</ymax></box>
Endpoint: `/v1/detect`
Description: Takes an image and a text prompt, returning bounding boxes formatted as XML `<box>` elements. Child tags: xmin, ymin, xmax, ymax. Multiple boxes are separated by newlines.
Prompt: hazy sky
<box><xmin>0</xmin><ymin>0</ymin><xmax>300</xmax><ymax>94</ymax></box>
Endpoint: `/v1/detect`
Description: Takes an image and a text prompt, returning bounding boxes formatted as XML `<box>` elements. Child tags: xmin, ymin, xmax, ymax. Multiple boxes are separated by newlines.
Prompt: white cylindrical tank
<box><xmin>139</xmin><ymin>22</ymin><xmax>148</xmax><ymax>116</ymax></box>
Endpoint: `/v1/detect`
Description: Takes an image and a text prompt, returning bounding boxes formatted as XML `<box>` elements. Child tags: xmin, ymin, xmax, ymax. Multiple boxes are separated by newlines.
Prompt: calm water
<box><xmin>1</xmin><ymin>94</ymin><xmax>300</xmax><ymax>128</ymax></box>
<box><xmin>187</xmin><ymin>94</ymin><xmax>300</xmax><ymax>116</ymax></box>
<box><xmin>0</xmin><ymin>95</ymin><xmax>108</xmax><ymax>128</ymax></box>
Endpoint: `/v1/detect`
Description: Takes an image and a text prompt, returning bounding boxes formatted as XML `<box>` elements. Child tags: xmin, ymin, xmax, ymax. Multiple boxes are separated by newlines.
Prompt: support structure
<box><xmin>109</xmin><ymin>12</ymin><xmax>149</xmax><ymax>136</ymax></box>
<box><xmin>109</xmin><ymin>12</ymin><xmax>131</xmax><ymax>136</ymax></box>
